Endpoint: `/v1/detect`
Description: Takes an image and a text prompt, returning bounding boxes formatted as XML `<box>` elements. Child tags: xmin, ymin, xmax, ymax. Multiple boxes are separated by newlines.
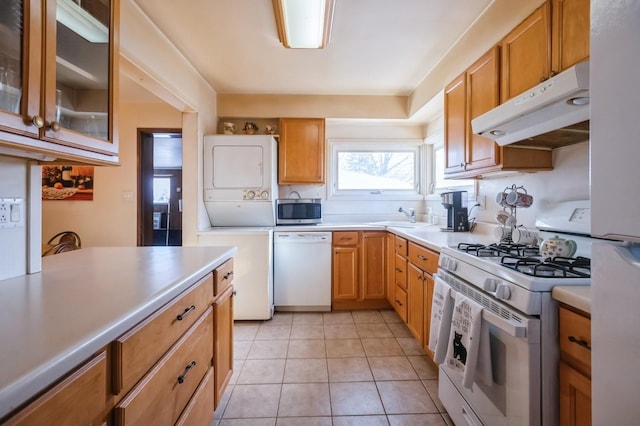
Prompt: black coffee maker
<box><xmin>441</xmin><ymin>190</ymin><xmax>469</xmax><ymax>232</ymax></box>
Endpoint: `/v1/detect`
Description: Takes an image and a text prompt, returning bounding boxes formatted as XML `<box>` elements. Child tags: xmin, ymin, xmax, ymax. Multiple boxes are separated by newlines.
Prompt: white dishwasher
<box><xmin>274</xmin><ymin>231</ymin><xmax>332</xmax><ymax>311</ymax></box>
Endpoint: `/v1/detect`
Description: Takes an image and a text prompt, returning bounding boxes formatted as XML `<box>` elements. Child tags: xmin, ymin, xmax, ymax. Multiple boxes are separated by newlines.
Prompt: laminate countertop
<box><xmin>0</xmin><ymin>246</ymin><xmax>236</xmax><ymax>419</ymax></box>
<box><xmin>272</xmin><ymin>222</ymin><xmax>497</xmax><ymax>252</ymax></box>
<box><xmin>552</xmin><ymin>286</ymin><xmax>591</xmax><ymax>314</ymax></box>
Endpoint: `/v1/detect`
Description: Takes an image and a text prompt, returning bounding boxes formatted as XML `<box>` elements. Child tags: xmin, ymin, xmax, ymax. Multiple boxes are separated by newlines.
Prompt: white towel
<box><xmin>445</xmin><ymin>292</ymin><xmax>493</xmax><ymax>389</ymax></box>
<box><xmin>429</xmin><ymin>276</ymin><xmax>454</xmax><ymax>364</ymax></box>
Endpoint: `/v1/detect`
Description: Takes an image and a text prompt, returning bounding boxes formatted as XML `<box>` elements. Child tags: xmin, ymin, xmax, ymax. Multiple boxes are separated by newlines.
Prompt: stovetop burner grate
<box><xmin>455</xmin><ymin>243</ymin><xmax>591</xmax><ymax>279</ymax></box>
<box><xmin>500</xmin><ymin>255</ymin><xmax>591</xmax><ymax>278</ymax></box>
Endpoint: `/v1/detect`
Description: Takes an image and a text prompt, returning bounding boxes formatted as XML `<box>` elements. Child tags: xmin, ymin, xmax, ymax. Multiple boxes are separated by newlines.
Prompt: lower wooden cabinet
<box><xmin>385</xmin><ymin>234</ymin><xmax>439</xmax><ymax>357</ymax></box>
<box><xmin>407</xmin><ymin>263</ymin><xmax>425</xmax><ymax>343</ymax></box>
<box><xmin>559</xmin><ymin>361</ymin><xmax>591</xmax><ymax>426</ymax></box>
<box><xmin>3</xmin><ymin>259</ymin><xmax>234</xmax><ymax>426</ymax></box>
<box><xmin>214</xmin><ymin>285</ymin><xmax>234</xmax><ymax>407</ymax></box>
<box><xmin>3</xmin><ymin>351</ymin><xmax>108</xmax><ymax>426</ymax></box>
<box><xmin>114</xmin><ymin>309</ymin><xmax>214</xmax><ymax>426</ymax></box>
<box><xmin>332</xmin><ymin>231</ymin><xmax>389</xmax><ymax>310</ymax></box>
<box><xmin>558</xmin><ymin>305</ymin><xmax>591</xmax><ymax>425</ymax></box>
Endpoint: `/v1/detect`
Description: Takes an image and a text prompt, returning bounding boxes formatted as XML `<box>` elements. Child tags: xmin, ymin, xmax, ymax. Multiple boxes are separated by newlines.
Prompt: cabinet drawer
<box><xmin>333</xmin><ymin>231</ymin><xmax>359</xmax><ymax>246</ymax></box>
<box><xmin>115</xmin><ymin>308</ymin><xmax>214</xmax><ymax>426</ymax></box>
<box><xmin>5</xmin><ymin>351</ymin><xmax>107</xmax><ymax>426</ymax></box>
<box><xmin>214</xmin><ymin>259</ymin><xmax>234</xmax><ymax>296</ymax></box>
<box><xmin>113</xmin><ymin>274</ymin><xmax>214</xmax><ymax>395</ymax></box>
<box><xmin>559</xmin><ymin>307</ymin><xmax>591</xmax><ymax>376</ymax></box>
<box><xmin>394</xmin><ymin>236</ymin><xmax>408</xmax><ymax>256</ymax></box>
<box><xmin>394</xmin><ymin>285</ymin><xmax>408</xmax><ymax>322</ymax></box>
<box><xmin>394</xmin><ymin>254</ymin><xmax>407</xmax><ymax>290</ymax></box>
<box><xmin>175</xmin><ymin>367</ymin><xmax>215</xmax><ymax>426</ymax></box>
<box><xmin>408</xmin><ymin>242</ymin><xmax>439</xmax><ymax>274</ymax></box>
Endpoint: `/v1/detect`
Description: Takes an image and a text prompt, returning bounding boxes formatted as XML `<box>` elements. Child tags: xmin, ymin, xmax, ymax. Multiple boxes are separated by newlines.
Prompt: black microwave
<box><xmin>276</xmin><ymin>199</ymin><xmax>322</xmax><ymax>225</ymax></box>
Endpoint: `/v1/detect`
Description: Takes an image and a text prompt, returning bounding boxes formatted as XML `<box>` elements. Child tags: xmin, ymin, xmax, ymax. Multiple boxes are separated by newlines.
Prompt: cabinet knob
<box><xmin>49</xmin><ymin>121</ymin><xmax>61</xmax><ymax>132</ymax></box>
<box><xmin>31</xmin><ymin>116</ymin><xmax>44</xmax><ymax>128</ymax></box>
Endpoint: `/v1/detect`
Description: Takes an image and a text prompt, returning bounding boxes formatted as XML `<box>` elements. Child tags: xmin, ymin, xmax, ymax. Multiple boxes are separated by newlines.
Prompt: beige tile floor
<box><xmin>213</xmin><ymin>310</ymin><xmax>453</xmax><ymax>426</ymax></box>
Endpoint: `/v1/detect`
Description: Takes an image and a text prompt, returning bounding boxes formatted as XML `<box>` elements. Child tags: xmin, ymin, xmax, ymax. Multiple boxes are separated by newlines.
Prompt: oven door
<box><xmin>436</xmin><ymin>271</ymin><xmax>541</xmax><ymax>426</ymax></box>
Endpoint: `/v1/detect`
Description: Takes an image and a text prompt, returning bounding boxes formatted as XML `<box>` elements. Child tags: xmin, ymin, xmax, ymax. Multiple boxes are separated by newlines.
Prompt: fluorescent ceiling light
<box><xmin>57</xmin><ymin>0</ymin><xmax>108</xmax><ymax>43</ymax></box>
<box><xmin>273</xmin><ymin>0</ymin><xmax>335</xmax><ymax>49</ymax></box>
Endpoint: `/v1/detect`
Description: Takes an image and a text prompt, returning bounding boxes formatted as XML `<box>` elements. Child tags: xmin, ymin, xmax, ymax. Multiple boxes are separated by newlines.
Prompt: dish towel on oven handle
<box><xmin>429</xmin><ymin>276</ymin><xmax>454</xmax><ymax>364</ymax></box>
<box><xmin>445</xmin><ymin>292</ymin><xmax>493</xmax><ymax>389</ymax></box>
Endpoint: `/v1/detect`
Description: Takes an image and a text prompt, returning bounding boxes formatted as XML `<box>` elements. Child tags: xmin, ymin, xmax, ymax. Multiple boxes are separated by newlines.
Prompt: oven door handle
<box><xmin>447</xmin><ymin>287</ymin><xmax>528</xmax><ymax>338</ymax></box>
<box><xmin>481</xmin><ymin>308</ymin><xmax>527</xmax><ymax>338</ymax></box>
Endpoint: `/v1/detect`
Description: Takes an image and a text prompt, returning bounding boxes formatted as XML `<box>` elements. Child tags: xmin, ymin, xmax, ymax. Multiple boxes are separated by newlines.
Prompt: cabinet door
<box><xmin>278</xmin><ymin>118</ymin><xmax>325</xmax><ymax>184</ymax></box>
<box><xmin>444</xmin><ymin>72</ymin><xmax>466</xmax><ymax>174</ymax></box>
<box><xmin>551</xmin><ymin>0</ymin><xmax>590</xmax><ymax>74</ymax></box>
<box><xmin>407</xmin><ymin>263</ymin><xmax>425</xmax><ymax>344</ymax></box>
<box><xmin>42</xmin><ymin>0</ymin><xmax>119</xmax><ymax>155</ymax></box>
<box><xmin>559</xmin><ymin>361</ymin><xmax>592</xmax><ymax>426</ymax></box>
<box><xmin>0</xmin><ymin>0</ymin><xmax>42</xmax><ymax>137</ymax></box>
<box><xmin>466</xmin><ymin>46</ymin><xmax>501</xmax><ymax>171</ymax></box>
<box><xmin>214</xmin><ymin>285</ymin><xmax>234</xmax><ymax>408</ymax></box>
<box><xmin>501</xmin><ymin>2</ymin><xmax>551</xmax><ymax>102</ymax></box>
<box><xmin>332</xmin><ymin>246</ymin><xmax>359</xmax><ymax>301</ymax></box>
<box><xmin>361</xmin><ymin>232</ymin><xmax>386</xmax><ymax>300</ymax></box>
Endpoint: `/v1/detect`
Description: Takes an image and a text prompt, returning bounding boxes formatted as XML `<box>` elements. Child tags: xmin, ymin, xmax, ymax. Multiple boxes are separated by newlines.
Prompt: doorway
<box><xmin>138</xmin><ymin>129</ymin><xmax>183</xmax><ymax>246</ymax></box>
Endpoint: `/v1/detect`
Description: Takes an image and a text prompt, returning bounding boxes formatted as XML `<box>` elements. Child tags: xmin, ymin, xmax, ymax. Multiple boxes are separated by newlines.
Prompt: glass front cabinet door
<box><xmin>0</xmin><ymin>0</ymin><xmax>119</xmax><ymax>163</ymax></box>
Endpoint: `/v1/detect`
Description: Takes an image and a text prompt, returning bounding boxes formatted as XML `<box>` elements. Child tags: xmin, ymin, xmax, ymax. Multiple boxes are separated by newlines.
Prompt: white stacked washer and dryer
<box><xmin>199</xmin><ymin>135</ymin><xmax>277</xmax><ymax>320</ymax></box>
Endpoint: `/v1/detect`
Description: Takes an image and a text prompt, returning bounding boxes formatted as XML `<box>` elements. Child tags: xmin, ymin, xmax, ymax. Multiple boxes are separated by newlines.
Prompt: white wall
<box><xmin>0</xmin><ymin>155</ymin><xmax>29</xmax><ymax>280</ymax></box>
<box><xmin>427</xmin><ymin>142</ymin><xmax>590</xmax><ymax>229</ymax></box>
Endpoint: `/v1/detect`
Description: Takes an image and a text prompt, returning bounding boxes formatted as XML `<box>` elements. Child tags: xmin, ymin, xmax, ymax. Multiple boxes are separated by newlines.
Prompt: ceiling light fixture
<box><xmin>272</xmin><ymin>0</ymin><xmax>335</xmax><ymax>49</ymax></box>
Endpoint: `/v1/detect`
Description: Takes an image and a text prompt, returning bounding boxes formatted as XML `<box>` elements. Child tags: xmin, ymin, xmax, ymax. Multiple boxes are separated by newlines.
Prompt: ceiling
<box><xmin>126</xmin><ymin>0</ymin><xmax>493</xmax><ymax>101</ymax></box>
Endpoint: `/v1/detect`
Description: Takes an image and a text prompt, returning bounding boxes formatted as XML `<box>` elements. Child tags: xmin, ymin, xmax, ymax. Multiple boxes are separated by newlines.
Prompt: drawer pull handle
<box><xmin>395</xmin><ymin>268</ymin><xmax>403</xmax><ymax>273</ymax></box>
<box><xmin>568</xmin><ymin>336</ymin><xmax>591</xmax><ymax>350</ymax></box>
<box><xmin>418</xmin><ymin>255</ymin><xmax>427</xmax><ymax>260</ymax></box>
<box><xmin>223</xmin><ymin>271</ymin><xmax>234</xmax><ymax>280</ymax></box>
<box><xmin>396</xmin><ymin>300</ymin><xmax>403</xmax><ymax>306</ymax></box>
<box><xmin>177</xmin><ymin>361</ymin><xmax>197</xmax><ymax>384</ymax></box>
<box><xmin>176</xmin><ymin>305</ymin><xmax>195</xmax><ymax>321</ymax></box>
<box><xmin>232</xmin><ymin>290</ymin><xmax>237</xmax><ymax>296</ymax></box>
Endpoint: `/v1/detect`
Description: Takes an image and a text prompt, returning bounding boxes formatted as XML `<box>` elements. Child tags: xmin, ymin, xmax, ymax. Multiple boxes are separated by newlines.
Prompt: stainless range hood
<box><xmin>472</xmin><ymin>60</ymin><xmax>590</xmax><ymax>147</ymax></box>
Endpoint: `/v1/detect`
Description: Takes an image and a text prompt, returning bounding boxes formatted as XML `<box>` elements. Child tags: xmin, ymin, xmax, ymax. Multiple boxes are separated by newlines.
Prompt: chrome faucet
<box><xmin>398</xmin><ymin>207</ymin><xmax>416</xmax><ymax>223</ymax></box>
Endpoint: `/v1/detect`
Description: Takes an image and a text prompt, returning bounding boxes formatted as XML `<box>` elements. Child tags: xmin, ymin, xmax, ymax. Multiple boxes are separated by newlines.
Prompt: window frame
<box><xmin>327</xmin><ymin>139</ymin><xmax>425</xmax><ymax>201</ymax></box>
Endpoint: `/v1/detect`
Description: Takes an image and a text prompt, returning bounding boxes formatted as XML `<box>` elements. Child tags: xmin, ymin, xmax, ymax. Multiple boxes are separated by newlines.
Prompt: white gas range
<box><xmin>436</xmin><ymin>201</ymin><xmax>594</xmax><ymax>426</ymax></box>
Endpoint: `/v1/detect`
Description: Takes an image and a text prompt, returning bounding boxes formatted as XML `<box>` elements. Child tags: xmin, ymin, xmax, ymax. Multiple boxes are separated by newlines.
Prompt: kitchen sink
<box><xmin>367</xmin><ymin>221</ymin><xmax>433</xmax><ymax>228</ymax></box>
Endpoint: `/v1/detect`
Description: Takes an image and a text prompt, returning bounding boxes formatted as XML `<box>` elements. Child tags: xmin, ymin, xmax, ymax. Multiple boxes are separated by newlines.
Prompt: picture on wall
<box><xmin>42</xmin><ymin>165</ymin><xmax>94</xmax><ymax>201</ymax></box>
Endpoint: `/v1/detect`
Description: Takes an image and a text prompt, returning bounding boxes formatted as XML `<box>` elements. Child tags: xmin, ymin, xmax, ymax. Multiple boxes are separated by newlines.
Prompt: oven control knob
<box><xmin>495</xmin><ymin>284</ymin><xmax>511</xmax><ymax>300</ymax></box>
<box><xmin>440</xmin><ymin>257</ymin><xmax>458</xmax><ymax>271</ymax></box>
<box><xmin>483</xmin><ymin>278</ymin><xmax>498</xmax><ymax>292</ymax></box>
<box><xmin>245</xmin><ymin>190</ymin><xmax>256</xmax><ymax>200</ymax></box>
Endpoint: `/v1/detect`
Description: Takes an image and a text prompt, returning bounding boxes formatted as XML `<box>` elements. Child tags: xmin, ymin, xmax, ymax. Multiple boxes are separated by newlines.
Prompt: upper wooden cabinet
<box><xmin>278</xmin><ymin>118</ymin><xmax>325</xmax><ymax>184</ymax></box>
<box><xmin>0</xmin><ymin>0</ymin><xmax>119</xmax><ymax>164</ymax></box>
<box><xmin>501</xmin><ymin>2</ymin><xmax>552</xmax><ymax>103</ymax></box>
<box><xmin>551</xmin><ymin>0</ymin><xmax>590</xmax><ymax>73</ymax></box>
<box><xmin>444</xmin><ymin>47</ymin><xmax>500</xmax><ymax>175</ymax></box>
<box><xmin>501</xmin><ymin>0</ymin><xmax>589</xmax><ymax>103</ymax></box>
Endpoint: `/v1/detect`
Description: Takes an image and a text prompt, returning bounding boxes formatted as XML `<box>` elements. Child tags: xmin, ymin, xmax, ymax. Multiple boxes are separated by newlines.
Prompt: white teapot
<box><xmin>538</xmin><ymin>235</ymin><xmax>577</xmax><ymax>259</ymax></box>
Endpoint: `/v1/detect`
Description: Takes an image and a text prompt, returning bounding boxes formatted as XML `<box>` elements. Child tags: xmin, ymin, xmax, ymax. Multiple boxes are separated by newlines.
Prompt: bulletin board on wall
<box><xmin>42</xmin><ymin>165</ymin><xmax>94</xmax><ymax>201</ymax></box>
